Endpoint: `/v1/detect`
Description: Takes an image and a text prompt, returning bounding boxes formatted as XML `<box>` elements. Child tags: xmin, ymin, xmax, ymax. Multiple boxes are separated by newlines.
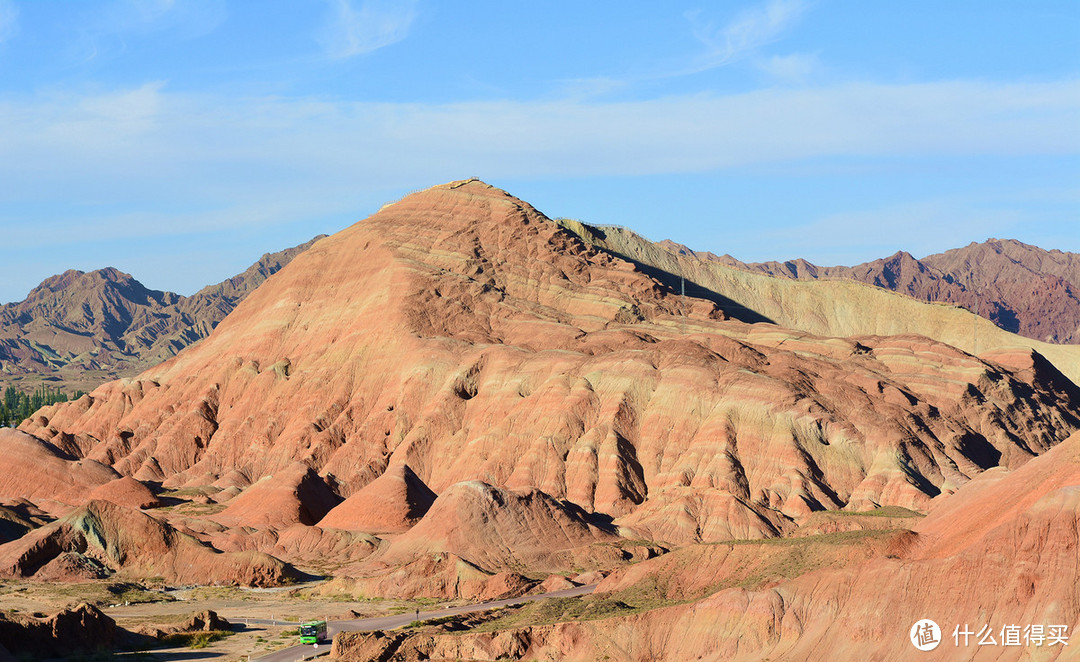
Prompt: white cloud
<box><xmin>322</xmin><ymin>0</ymin><xmax>418</xmax><ymax>59</ymax></box>
<box><xmin>749</xmin><ymin>198</ymin><xmax>1025</xmax><ymax>265</ymax></box>
<box><xmin>756</xmin><ymin>52</ymin><xmax>819</xmax><ymax>82</ymax></box>
<box><xmin>0</xmin><ymin>0</ymin><xmax>18</xmax><ymax>44</ymax></box>
<box><xmin>65</xmin><ymin>0</ymin><xmax>226</xmax><ymax>63</ymax></box>
<box><xmin>0</xmin><ymin>77</ymin><xmax>1075</xmax><ymax>245</ymax></box>
<box><xmin>548</xmin><ymin>2</ymin><xmax>811</xmax><ymax>93</ymax></box>
<box><xmin>111</xmin><ymin>0</ymin><xmax>225</xmax><ymax>35</ymax></box>
<box><xmin>554</xmin><ymin>76</ymin><xmax>629</xmax><ymax>100</ymax></box>
<box><xmin>683</xmin><ymin>0</ymin><xmax>806</xmax><ymax>75</ymax></box>
<box><xmin>0</xmin><ymin>74</ymin><xmax>1076</xmax><ymax>301</ymax></box>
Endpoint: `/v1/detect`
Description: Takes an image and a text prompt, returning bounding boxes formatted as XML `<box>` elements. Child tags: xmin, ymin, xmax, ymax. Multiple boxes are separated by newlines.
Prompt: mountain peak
<box><xmin>92</xmin><ymin>266</ymin><xmax>129</xmax><ymax>282</ymax></box>
<box><xmin>0</xmin><ymin>238</ymin><xmax>325</xmax><ymax>391</ymax></box>
<box><xmin>204</xmin><ymin>177</ymin><xmax>704</xmax><ymax>356</ymax></box>
<box><xmin>30</xmin><ymin>269</ymin><xmax>87</xmax><ymax>295</ymax></box>
<box><xmin>22</xmin><ymin>267</ymin><xmax>146</xmax><ymax>303</ymax></box>
<box><xmin>409</xmin><ymin>178</ymin><xmax>536</xmax><ymax>210</ymax></box>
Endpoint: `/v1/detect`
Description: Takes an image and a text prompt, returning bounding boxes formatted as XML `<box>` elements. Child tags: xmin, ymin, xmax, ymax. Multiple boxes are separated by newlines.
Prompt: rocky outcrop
<box><xmin>0</xmin><ymin>603</ymin><xmax>115</xmax><ymax>659</ymax></box>
<box><xmin>0</xmin><ymin>499</ymin><xmax>296</xmax><ymax>586</ymax></box>
<box><xmin>131</xmin><ymin>609</ymin><xmax>231</xmax><ymax>641</ymax></box>
<box><xmin>333</xmin><ymin>553</ymin><xmax>540</xmax><ymax>602</ymax></box>
<box><xmin>319</xmin><ymin>463</ymin><xmax>437</xmax><ymax>533</ymax></box>
<box><xmin>214</xmin><ymin>462</ymin><xmax>341</xmax><ymax>530</ymax></box>
<box><xmin>270</xmin><ymin>525</ymin><xmax>379</xmax><ymax>566</ymax></box>
<box><xmin>0</xmin><ymin>428</ymin><xmax>119</xmax><ymax>508</ymax></box>
<box><xmin>178</xmin><ymin>609</ymin><xmax>230</xmax><ymax>633</ymax></box>
<box><xmin>87</xmin><ymin>476</ymin><xmax>162</xmax><ymax>510</ymax></box>
<box><xmin>375</xmin><ymin>481</ymin><xmax>618</xmax><ymax>573</ymax></box>
<box><xmin>19</xmin><ymin>184</ymin><xmax>1080</xmax><ymax>547</ymax></box>
<box><xmin>0</xmin><ymin>502</ymin><xmax>43</xmax><ymax>545</ymax></box>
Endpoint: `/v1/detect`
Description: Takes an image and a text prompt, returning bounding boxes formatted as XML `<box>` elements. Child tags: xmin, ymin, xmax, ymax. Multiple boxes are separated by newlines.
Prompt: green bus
<box><xmin>299</xmin><ymin>620</ymin><xmax>327</xmax><ymax>645</ymax></box>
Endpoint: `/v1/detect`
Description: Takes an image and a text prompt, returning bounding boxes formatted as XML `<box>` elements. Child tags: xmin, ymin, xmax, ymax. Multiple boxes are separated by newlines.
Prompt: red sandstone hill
<box><xmin>332</xmin><ymin>433</ymin><xmax>1080</xmax><ymax>661</ymax></box>
<box><xmin>0</xmin><ymin>235</ymin><xmax>325</xmax><ymax>393</ymax></box>
<box><xmin>0</xmin><ymin>499</ymin><xmax>296</xmax><ymax>586</ymax></box>
<box><xmin>0</xmin><ymin>180</ymin><xmax>1077</xmax><ymax>657</ymax></box>
<box><xmin>681</xmin><ymin>238</ymin><xmax>1080</xmax><ymax>344</ymax></box>
<box><xmin>9</xmin><ymin>180</ymin><xmax>1078</xmax><ymax>548</ymax></box>
<box><xmin>318</xmin><ymin>462</ymin><xmax>437</xmax><ymax>533</ymax></box>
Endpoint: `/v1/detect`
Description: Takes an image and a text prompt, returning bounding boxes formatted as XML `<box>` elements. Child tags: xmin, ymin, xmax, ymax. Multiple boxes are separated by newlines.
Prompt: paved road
<box><xmin>251</xmin><ymin>584</ymin><xmax>596</xmax><ymax>662</ymax></box>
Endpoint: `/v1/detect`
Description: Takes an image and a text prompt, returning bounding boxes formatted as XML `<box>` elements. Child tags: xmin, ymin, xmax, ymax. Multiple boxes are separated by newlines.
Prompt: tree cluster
<box><xmin>0</xmin><ymin>385</ymin><xmax>86</xmax><ymax>427</ymax></box>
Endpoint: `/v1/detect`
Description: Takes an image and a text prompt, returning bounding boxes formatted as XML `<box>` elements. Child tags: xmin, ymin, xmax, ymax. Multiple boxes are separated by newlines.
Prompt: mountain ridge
<box><xmin>663</xmin><ymin>237</ymin><xmax>1080</xmax><ymax>344</ymax></box>
<box><xmin>0</xmin><ymin>235</ymin><xmax>326</xmax><ymax>393</ymax></box>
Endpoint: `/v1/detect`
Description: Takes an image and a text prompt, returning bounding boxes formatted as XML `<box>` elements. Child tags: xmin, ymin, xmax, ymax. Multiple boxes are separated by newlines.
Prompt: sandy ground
<box><xmin>0</xmin><ymin>579</ymin><xmax>461</xmax><ymax>661</ymax></box>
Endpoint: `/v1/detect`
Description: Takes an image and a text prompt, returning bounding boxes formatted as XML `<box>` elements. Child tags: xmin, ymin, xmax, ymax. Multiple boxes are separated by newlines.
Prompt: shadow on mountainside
<box><xmin>595</xmin><ymin>246</ymin><xmax>777</xmax><ymax>326</ymax></box>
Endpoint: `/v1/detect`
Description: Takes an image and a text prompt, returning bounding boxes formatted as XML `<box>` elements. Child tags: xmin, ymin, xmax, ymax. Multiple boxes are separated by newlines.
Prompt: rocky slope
<box><xmin>0</xmin><ymin>498</ymin><xmax>296</xmax><ymax>585</ymax></box>
<box><xmin>674</xmin><ymin>237</ymin><xmax>1080</xmax><ymax>344</ymax></box>
<box><xmin>0</xmin><ymin>602</ymin><xmax>116</xmax><ymax>659</ymax></box>
<box><xmin>570</xmin><ymin>223</ymin><xmax>1080</xmax><ymax>385</ymax></box>
<box><xmin>318</xmin><ymin>463</ymin><xmax>437</xmax><ymax>533</ymax></box>
<box><xmin>0</xmin><ymin>235</ymin><xmax>325</xmax><ymax>393</ymax></box>
<box><xmin>336</xmin><ymin>432</ymin><xmax>1079</xmax><ymax>661</ymax></box>
<box><xmin>0</xmin><ymin>180</ymin><xmax>1076</xmax><ymax>658</ymax></box>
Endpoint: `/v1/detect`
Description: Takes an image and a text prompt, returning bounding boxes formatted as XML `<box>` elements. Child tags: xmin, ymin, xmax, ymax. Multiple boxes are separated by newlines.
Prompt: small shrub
<box><xmin>161</xmin><ymin>630</ymin><xmax>232</xmax><ymax>649</ymax></box>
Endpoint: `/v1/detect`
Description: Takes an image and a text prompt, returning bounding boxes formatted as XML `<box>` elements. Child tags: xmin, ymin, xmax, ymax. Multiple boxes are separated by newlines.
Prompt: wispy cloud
<box><xmin>0</xmin><ymin>0</ymin><xmax>18</xmax><ymax>44</ymax></box>
<box><xmin>0</xmin><ymin>77</ymin><xmax>1076</xmax><ymax>250</ymax></box>
<box><xmin>683</xmin><ymin>0</ymin><xmax>807</xmax><ymax>75</ymax></box>
<box><xmin>566</xmin><ymin>0</ymin><xmax>810</xmax><ymax>92</ymax></box>
<box><xmin>322</xmin><ymin>0</ymin><xmax>418</xmax><ymax>59</ymax></box>
<box><xmin>0</xmin><ymin>75</ymin><xmax>1077</xmax><ymax>300</ymax></box>
<box><xmin>0</xmin><ymin>78</ymin><xmax>1076</xmax><ymax>194</ymax></box>
<box><xmin>108</xmin><ymin>0</ymin><xmax>225</xmax><ymax>36</ymax></box>
<box><xmin>67</xmin><ymin>0</ymin><xmax>226</xmax><ymax>63</ymax></box>
<box><xmin>752</xmin><ymin>198</ymin><xmax>1025</xmax><ymax>265</ymax></box>
<box><xmin>756</xmin><ymin>52</ymin><xmax>819</xmax><ymax>82</ymax></box>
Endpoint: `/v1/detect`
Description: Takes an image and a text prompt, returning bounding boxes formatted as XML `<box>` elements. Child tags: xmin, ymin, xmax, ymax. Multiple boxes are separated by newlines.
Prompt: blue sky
<box><xmin>0</xmin><ymin>0</ymin><xmax>1077</xmax><ymax>303</ymax></box>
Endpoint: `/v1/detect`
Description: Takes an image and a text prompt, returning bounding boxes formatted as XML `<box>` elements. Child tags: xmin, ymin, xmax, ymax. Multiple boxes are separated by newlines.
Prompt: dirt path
<box><xmin>251</xmin><ymin>584</ymin><xmax>597</xmax><ymax>662</ymax></box>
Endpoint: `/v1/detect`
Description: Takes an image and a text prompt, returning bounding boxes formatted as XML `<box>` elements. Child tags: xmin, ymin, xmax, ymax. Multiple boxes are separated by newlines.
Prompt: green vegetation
<box><xmin>0</xmin><ymin>580</ymin><xmax>173</xmax><ymax>608</ymax></box>
<box><xmin>185</xmin><ymin>586</ymin><xmax>252</xmax><ymax>601</ymax></box>
<box><xmin>824</xmin><ymin>506</ymin><xmax>925</xmax><ymax>518</ymax></box>
<box><xmin>472</xmin><ymin>596</ymin><xmax>635</xmax><ymax>633</ymax></box>
<box><xmin>161</xmin><ymin>630</ymin><xmax>232</xmax><ymax>649</ymax></box>
<box><xmin>157</xmin><ymin>501</ymin><xmax>226</xmax><ymax>516</ymax></box>
<box><xmin>719</xmin><ymin>528</ymin><xmax>907</xmax><ymax>546</ymax></box>
<box><xmin>0</xmin><ymin>385</ymin><xmax>86</xmax><ymax>426</ymax></box>
<box><xmin>408</xmin><ymin>614</ymin><xmax>459</xmax><ymax>628</ymax></box>
<box><xmin>476</xmin><ymin>527</ymin><xmax>910</xmax><ymax>634</ymax></box>
<box><xmin>159</xmin><ymin>486</ymin><xmax>220</xmax><ymax>499</ymax></box>
<box><xmin>105</xmin><ymin>582</ymin><xmax>173</xmax><ymax>605</ymax></box>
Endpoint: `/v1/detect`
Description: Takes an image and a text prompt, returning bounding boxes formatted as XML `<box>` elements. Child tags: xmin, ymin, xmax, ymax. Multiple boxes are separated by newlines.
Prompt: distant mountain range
<box><xmin>657</xmin><ymin>238</ymin><xmax>1080</xmax><ymax>345</ymax></box>
<box><xmin>0</xmin><ymin>235</ymin><xmax>325</xmax><ymax>392</ymax></box>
